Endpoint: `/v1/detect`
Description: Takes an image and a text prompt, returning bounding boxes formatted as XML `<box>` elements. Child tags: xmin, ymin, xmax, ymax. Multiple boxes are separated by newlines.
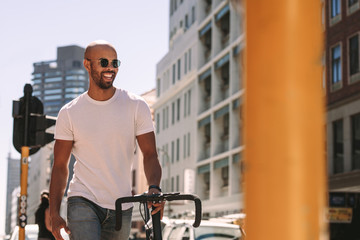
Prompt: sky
<box><xmin>0</xmin><ymin>0</ymin><xmax>169</xmax><ymax>236</ymax></box>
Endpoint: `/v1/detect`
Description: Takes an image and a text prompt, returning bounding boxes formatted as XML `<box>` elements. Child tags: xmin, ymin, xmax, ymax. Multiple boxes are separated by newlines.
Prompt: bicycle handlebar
<box><xmin>115</xmin><ymin>192</ymin><xmax>202</xmax><ymax>231</ymax></box>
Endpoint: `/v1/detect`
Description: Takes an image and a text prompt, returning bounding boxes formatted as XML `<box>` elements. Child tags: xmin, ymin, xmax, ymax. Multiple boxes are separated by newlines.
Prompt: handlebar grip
<box><xmin>193</xmin><ymin>198</ymin><xmax>202</xmax><ymax>228</ymax></box>
<box><xmin>115</xmin><ymin>195</ymin><xmax>147</xmax><ymax>231</ymax></box>
<box><xmin>115</xmin><ymin>198</ymin><xmax>123</xmax><ymax>231</ymax></box>
<box><xmin>165</xmin><ymin>194</ymin><xmax>202</xmax><ymax>228</ymax></box>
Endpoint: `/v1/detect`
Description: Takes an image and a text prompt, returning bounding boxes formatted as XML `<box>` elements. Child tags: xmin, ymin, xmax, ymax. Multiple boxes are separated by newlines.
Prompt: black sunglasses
<box><xmin>86</xmin><ymin>58</ymin><xmax>121</xmax><ymax>68</ymax></box>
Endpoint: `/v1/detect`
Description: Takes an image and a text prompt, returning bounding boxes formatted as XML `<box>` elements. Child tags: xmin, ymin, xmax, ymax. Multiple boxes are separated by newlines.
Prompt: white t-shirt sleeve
<box><xmin>135</xmin><ymin>99</ymin><xmax>155</xmax><ymax>136</ymax></box>
<box><xmin>54</xmin><ymin>107</ymin><xmax>74</xmax><ymax>141</ymax></box>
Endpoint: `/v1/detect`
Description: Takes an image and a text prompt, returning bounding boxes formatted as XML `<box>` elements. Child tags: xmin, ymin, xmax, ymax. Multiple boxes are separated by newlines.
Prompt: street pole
<box><xmin>19</xmin><ymin>84</ymin><xmax>32</xmax><ymax>240</ymax></box>
<box><xmin>244</xmin><ymin>0</ymin><xmax>327</xmax><ymax>239</ymax></box>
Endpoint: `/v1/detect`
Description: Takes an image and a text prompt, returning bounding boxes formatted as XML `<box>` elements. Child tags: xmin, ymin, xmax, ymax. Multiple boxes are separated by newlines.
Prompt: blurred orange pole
<box><xmin>244</xmin><ymin>0</ymin><xmax>327</xmax><ymax>239</ymax></box>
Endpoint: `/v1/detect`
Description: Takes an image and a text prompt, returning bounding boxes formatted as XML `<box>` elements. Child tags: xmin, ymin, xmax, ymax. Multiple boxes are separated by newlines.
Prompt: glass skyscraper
<box><xmin>31</xmin><ymin>45</ymin><xmax>88</xmax><ymax>116</ymax></box>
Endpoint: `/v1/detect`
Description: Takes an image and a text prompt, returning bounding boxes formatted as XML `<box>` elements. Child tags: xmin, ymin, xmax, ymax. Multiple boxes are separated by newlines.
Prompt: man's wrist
<box><xmin>148</xmin><ymin>185</ymin><xmax>162</xmax><ymax>192</ymax></box>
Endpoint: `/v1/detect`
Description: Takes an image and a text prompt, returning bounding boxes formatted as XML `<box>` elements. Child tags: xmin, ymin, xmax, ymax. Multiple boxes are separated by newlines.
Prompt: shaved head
<box><xmin>84</xmin><ymin>40</ymin><xmax>117</xmax><ymax>59</ymax></box>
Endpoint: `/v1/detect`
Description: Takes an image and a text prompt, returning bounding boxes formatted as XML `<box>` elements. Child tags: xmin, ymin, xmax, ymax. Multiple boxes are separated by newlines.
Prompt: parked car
<box><xmin>9</xmin><ymin>224</ymin><xmax>69</xmax><ymax>240</ymax></box>
<box><xmin>161</xmin><ymin>218</ymin><xmax>243</xmax><ymax>240</ymax></box>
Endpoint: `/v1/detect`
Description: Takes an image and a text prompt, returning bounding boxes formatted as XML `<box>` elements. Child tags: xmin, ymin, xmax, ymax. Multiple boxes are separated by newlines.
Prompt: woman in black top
<box><xmin>35</xmin><ymin>191</ymin><xmax>55</xmax><ymax>240</ymax></box>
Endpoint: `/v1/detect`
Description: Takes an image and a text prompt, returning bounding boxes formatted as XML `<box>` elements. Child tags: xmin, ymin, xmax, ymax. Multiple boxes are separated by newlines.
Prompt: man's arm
<box><xmin>137</xmin><ymin>131</ymin><xmax>162</xmax><ymax>186</ymax></box>
<box><xmin>136</xmin><ymin>132</ymin><xmax>164</xmax><ymax>216</ymax></box>
<box><xmin>49</xmin><ymin>139</ymin><xmax>73</xmax><ymax>239</ymax></box>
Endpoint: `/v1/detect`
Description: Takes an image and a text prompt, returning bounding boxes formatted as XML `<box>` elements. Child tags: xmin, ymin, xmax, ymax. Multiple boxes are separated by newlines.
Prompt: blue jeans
<box><xmin>67</xmin><ymin>197</ymin><xmax>132</xmax><ymax>240</ymax></box>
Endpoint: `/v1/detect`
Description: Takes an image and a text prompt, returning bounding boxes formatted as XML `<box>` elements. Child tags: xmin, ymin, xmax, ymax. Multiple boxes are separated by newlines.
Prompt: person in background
<box><xmin>49</xmin><ymin>40</ymin><xmax>164</xmax><ymax>240</ymax></box>
<box><xmin>35</xmin><ymin>190</ymin><xmax>55</xmax><ymax>240</ymax></box>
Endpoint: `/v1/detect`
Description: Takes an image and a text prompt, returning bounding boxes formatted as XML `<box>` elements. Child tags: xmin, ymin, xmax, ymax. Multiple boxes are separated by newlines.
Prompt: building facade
<box><xmin>10</xmin><ymin>187</ymin><xmax>20</xmax><ymax>234</ymax></box>
<box><xmin>154</xmin><ymin>0</ymin><xmax>244</xmax><ymax>218</ymax></box>
<box><xmin>325</xmin><ymin>0</ymin><xmax>360</xmax><ymax>238</ymax></box>
<box><xmin>5</xmin><ymin>153</ymin><xmax>20</xmax><ymax>235</ymax></box>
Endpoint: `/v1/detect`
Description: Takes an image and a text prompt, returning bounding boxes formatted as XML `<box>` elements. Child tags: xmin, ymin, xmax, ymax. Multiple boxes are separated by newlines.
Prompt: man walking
<box><xmin>49</xmin><ymin>40</ymin><xmax>163</xmax><ymax>240</ymax></box>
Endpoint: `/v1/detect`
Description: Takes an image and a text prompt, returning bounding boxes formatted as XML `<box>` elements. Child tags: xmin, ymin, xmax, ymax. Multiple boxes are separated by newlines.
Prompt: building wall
<box><xmin>5</xmin><ymin>154</ymin><xmax>20</xmax><ymax>235</ymax></box>
<box><xmin>10</xmin><ymin>187</ymin><xmax>20</xmax><ymax>233</ymax></box>
<box><xmin>27</xmin><ymin>144</ymin><xmax>53</xmax><ymax>224</ymax></box>
<box><xmin>326</xmin><ymin>0</ymin><xmax>360</xmax><ymax>106</ymax></box>
<box><xmin>154</xmin><ymin>0</ymin><xmax>244</xmax><ymax>218</ymax></box>
<box><xmin>326</xmin><ymin>0</ymin><xmax>360</xmax><ymax>180</ymax></box>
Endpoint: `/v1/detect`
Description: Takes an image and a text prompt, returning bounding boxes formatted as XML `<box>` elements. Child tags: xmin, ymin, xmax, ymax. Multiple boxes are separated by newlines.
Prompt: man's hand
<box><xmin>147</xmin><ymin>188</ymin><xmax>166</xmax><ymax>219</ymax></box>
<box><xmin>51</xmin><ymin>214</ymin><xmax>71</xmax><ymax>240</ymax></box>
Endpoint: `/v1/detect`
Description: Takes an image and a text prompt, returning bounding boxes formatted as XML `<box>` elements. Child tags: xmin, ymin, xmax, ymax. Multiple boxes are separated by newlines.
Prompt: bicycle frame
<box><xmin>115</xmin><ymin>192</ymin><xmax>202</xmax><ymax>240</ymax></box>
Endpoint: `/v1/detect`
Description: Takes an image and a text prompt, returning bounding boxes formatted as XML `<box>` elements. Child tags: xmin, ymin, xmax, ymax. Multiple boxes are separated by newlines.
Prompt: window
<box><xmin>221</xmin><ymin>167</ymin><xmax>229</xmax><ymax>187</ymax></box>
<box><xmin>331</xmin><ymin>44</ymin><xmax>342</xmax><ymax>90</ymax></box>
<box><xmin>65</xmin><ymin>87</ymin><xmax>84</xmax><ymax>93</ymax></box>
<box><xmin>333</xmin><ymin>119</ymin><xmax>344</xmax><ymax>173</ymax></box>
<box><xmin>349</xmin><ymin>34</ymin><xmax>360</xmax><ymax>81</ymax></box>
<box><xmin>184</xmin><ymin>92</ymin><xmax>187</xmax><ymax>118</ymax></box>
<box><xmin>44</xmin><ymin>89</ymin><xmax>62</xmax><ymax>95</ymax></box>
<box><xmin>185</xmin><ymin>14</ymin><xmax>189</xmax><ymax>30</ymax></box>
<box><xmin>348</xmin><ymin>0</ymin><xmax>359</xmax><ymax>15</ymax></box>
<box><xmin>33</xmin><ymin>79</ymin><xmax>42</xmax><ymax>84</ymax></box>
<box><xmin>177</xmin><ymin>59</ymin><xmax>181</xmax><ymax>80</ymax></box>
<box><xmin>156</xmin><ymin>113</ymin><xmax>160</xmax><ymax>134</ymax></box>
<box><xmin>65</xmin><ymin>94</ymin><xmax>79</xmax><ymax>99</ymax></box>
<box><xmin>188</xmin><ymin>90</ymin><xmax>191</xmax><ymax>115</ymax></box>
<box><xmin>172</xmin><ymin>102</ymin><xmax>175</xmax><ymax>125</ymax></box>
<box><xmin>170</xmin><ymin>0</ymin><xmax>174</xmax><ymax>16</ymax></box>
<box><xmin>157</xmin><ymin>78</ymin><xmax>161</xmax><ymax>97</ymax></box>
<box><xmin>172</xmin><ymin>64</ymin><xmax>176</xmax><ymax>84</ymax></box>
<box><xmin>184</xmin><ymin>52</ymin><xmax>188</xmax><ymax>74</ymax></box>
<box><xmin>183</xmin><ymin>134</ymin><xmax>187</xmax><ymax>158</ymax></box>
<box><xmin>176</xmin><ymin>138</ymin><xmax>180</xmax><ymax>161</ymax></box>
<box><xmin>176</xmin><ymin>175</ymin><xmax>179</xmax><ymax>191</ymax></box>
<box><xmin>349</xmin><ymin>0</ymin><xmax>359</xmax><ymax>6</ymax></box>
<box><xmin>352</xmin><ymin>114</ymin><xmax>360</xmax><ymax>169</ymax></box>
<box><xmin>171</xmin><ymin>141</ymin><xmax>175</xmax><ymax>163</ymax></box>
<box><xmin>177</xmin><ymin>98</ymin><xmax>181</xmax><ymax>121</ymax></box>
<box><xmin>192</xmin><ymin>6</ymin><xmax>196</xmax><ymax>24</ymax></box>
<box><xmin>166</xmin><ymin>106</ymin><xmax>169</xmax><ymax>128</ymax></box>
<box><xmin>188</xmin><ymin>48</ymin><xmax>192</xmax><ymax>71</ymax></box>
<box><xmin>205</xmin><ymin>124</ymin><xmax>211</xmax><ymax>144</ymax></box>
<box><xmin>171</xmin><ymin>177</ymin><xmax>174</xmax><ymax>192</ymax></box>
<box><xmin>65</xmin><ymin>75</ymin><xmax>86</xmax><ymax>80</ymax></box>
<box><xmin>330</xmin><ymin>0</ymin><xmax>341</xmax><ymax>25</ymax></box>
<box><xmin>44</xmin><ymin>95</ymin><xmax>62</xmax><ymax>100</ymax></box>
<box><xmin>45</xmin><ymin>82</ymin><xmax>62</xmax><ymax>88</ymax></box>
<box><xmin>162</xmin><ymin>108</ymin><xmax>166</xmax><ymax>130</ymax></box>
<box><xmin>44</xmin><ymin>77</ymin><xmax>62</xmax><ymax>83</ymax></box>
<box><xmin>331</xmin><ymin>0</ymin><xmax>341</xmax><ymax>18</ymax></box>
<box><xmin>187</xmin><ymin>133</ymin><xmax>190</xmax><ymax>157</ymax></box>
<box><xmin>72</xmin><ymin>61</ymin><xmax>81</xmax><ymax>68</ymax></box>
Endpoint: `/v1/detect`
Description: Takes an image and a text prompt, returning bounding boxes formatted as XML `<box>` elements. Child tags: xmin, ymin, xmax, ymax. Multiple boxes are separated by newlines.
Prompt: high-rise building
<box><xmin>10</xmin><ymin>187</ymin><xmax>20</xmax><ymax>233</ymax></box>
<box><xmin>325</xmin><ymin>0</ymin><xmax>360</xmax><ymax>238</ymax></box>
<box><xmin>154</xmin><ymin>0</ymin><xmax>244</xmax><ymax>218</ymax></box>
<box><xmin>5</xmin><ymin>153</ymin><xmax>20</xmax><ymax>235</ymax></box>
<box><xmin>32</xmin><ymin>45</ymin><xmax>88</xmax><ymax>116</ymax></box>
<box><xmin>26</xmin><ymin>45</ymin><xmax>88</xmax><ymax>223</ymax></box>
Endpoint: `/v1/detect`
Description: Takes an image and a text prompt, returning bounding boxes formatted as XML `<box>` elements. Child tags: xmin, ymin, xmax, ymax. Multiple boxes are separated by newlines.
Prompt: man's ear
<box><xmin>83</xmin><ymin>59</ymin><xmax>90</xmax><ymax>72</ymax></box>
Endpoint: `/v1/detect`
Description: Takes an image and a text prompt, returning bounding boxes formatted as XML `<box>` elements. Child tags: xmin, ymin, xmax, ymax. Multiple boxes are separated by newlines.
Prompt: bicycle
<box><xmin>115</xmin><ymin>192</ymin><xmax>202</xmax><ymax>240</ymax></box>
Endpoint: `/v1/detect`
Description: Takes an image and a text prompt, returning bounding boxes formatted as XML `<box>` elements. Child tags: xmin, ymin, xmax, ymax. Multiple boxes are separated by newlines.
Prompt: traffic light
<box><xmin>12</xmin><ymin>84</ymin><xmax>57</xmax><ymax>155</ymax></box>
<box><xmin>33</xmin><ymin>114</ymin><xmax>57</xmax><ymax>147</ymax></box>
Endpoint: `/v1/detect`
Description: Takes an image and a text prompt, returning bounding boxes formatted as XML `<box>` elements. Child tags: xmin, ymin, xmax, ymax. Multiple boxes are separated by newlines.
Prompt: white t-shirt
<box><xmin>54</xmin><ymin>88</ymin><xmax>155</xmax><ymax>210</ymax></box>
